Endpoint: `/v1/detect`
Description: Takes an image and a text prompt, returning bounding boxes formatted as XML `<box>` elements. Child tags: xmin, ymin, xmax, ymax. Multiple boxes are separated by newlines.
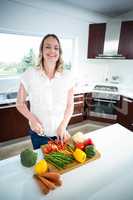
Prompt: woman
<box><xmin>16</xmin><ymin>34</ymin><xmax>74</xmax><ymax>149</ymax></box>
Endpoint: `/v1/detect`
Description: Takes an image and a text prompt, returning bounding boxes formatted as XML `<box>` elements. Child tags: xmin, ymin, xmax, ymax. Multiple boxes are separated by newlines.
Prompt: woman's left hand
<box><xmin>56</xmin><ymin>125</ymin><xmax>70</xmax><ymax>143</ymax></box>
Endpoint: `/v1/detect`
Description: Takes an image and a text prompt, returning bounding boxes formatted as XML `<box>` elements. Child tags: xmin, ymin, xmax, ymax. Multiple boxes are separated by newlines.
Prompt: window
<box><xmin>0</xmin><ymin>33</ymin><xmax>40</xmax><ymax>77</ymax></box>
<box><xmin>0</xmin><ymin>33</ymin><xmax>74</xmax><ymax>93</ymax></box>
<box><xmin>0</xmin><ymin>33</ymin><xmax>73</xmax><ymax>77</ymax></box>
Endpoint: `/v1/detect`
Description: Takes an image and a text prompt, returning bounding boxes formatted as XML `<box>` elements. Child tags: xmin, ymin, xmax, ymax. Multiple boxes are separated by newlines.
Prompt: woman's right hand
<box><xmin>29</xmin><ymin>115</ymin><xmax>44</xmax><ymax>135</ymax></box>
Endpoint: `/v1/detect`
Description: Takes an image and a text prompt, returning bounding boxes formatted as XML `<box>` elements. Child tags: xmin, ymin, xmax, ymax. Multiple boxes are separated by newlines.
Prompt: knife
<box><xmin>38</xmin><ymin>127</ymin><xmax>66</xmax><ymax>144</ymax></box>
<box><xmin>38</xmin><ymin>131</ymin><xmax>58</xmax><ymax>144</ymax></box>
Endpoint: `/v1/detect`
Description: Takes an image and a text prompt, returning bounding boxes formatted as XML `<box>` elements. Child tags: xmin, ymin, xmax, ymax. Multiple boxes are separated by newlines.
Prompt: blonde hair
<box><xmin>37</xmin><ymin>34</ymin><xmax>64</xmax><ymax>73</ymax></box>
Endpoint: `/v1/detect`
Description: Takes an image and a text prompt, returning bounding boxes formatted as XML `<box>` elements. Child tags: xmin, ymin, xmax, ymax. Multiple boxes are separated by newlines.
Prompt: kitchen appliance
<box><xmin>89</xmin><ymin>85</ymin><xmax>120</xmax><ymax>120</ymax></box>
<box><xmin>96</xmin><ymin>54</ymin><xmax>125</xmax><ymax>59</ymax></box>
<box><xmin>95</xmin><ymin>22</ymin><xmax>125</xmax><ymax>59</ymax></box>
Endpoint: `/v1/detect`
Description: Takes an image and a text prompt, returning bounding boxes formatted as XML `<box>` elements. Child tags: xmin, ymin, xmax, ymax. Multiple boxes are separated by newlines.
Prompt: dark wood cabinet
<box><xmin>1</xmin><ymin>93</ymin><xmax>132</xmax><ymax>142</ymax></box>
<box><xmin>69</xmin><ymin>93</ymin><xmax>84</xmax><ymax>124</ymax></box>
<box><xmin>0</xmin><ymin>106</ymin><xmax>29</xmax><ymax>142</ymax></box>
<box><xmin>117</xmin><ymin>96</ymin><xmax>133</xmax><ymax>131</ymax></box>
<box><xmin>87</xmin><ymin>23</ymin><xmax>106</xmax><ymax>58</ymax></box>
<box><xmin>84</xmin><ymin>92</ymin><xmax>93</xmax><ymax>119</ymax></box>
<box><xmin>118</xmin><ymin>21</ymin><xmax>133</xmax><ymax>59</ymax></box>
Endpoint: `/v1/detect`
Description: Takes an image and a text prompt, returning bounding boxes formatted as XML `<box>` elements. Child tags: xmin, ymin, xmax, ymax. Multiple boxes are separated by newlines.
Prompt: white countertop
<box><xmin>0</xmin><ymin>123</ymin><xmax>133</xmax><ymax>200</ymax></box>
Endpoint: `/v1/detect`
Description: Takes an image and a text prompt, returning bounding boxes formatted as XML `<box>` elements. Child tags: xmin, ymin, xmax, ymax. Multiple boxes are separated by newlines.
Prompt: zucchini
<box><xmin>85</xmin><ymin>145</ymin><xmax>96</xmax><ymax>158</ymax></box>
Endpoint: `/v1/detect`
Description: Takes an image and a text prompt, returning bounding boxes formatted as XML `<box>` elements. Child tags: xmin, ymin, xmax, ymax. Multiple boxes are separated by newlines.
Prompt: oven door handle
<box><xmin>94</xmin><ymin>98</ymin><xmax>117</xmax><ymax>103</ymax></box>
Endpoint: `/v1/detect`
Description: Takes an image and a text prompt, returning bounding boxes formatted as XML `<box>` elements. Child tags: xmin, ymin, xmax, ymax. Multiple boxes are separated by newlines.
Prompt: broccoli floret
<box><xmin>20</xmin><ymin>148</ymin><xmax>37</xmax><ymax>167</ymax></box>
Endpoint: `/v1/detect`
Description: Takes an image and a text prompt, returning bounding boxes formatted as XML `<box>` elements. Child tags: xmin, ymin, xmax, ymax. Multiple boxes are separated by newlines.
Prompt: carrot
<box><xmin>37</xmin><ymin>175</ymin><xmax>56</xmax><ymax>190</ymax></box>
<box><xmin>42</xmin><ymin>172</ymin><xmax>62</xmax><ymax>186</ymax></box>
<box><xmin>54</xmin><ymin>179</ymin><xmax>63</xmax><ymax>186</ymax></box>
<box><xmin>43</xmin><ymin>172</ymin><xmax>60</xmax><ymax>182</ymax></box>
<box><xmin>33</xmin><ymin>175</ymin><xmax>50</xmax><ymax>194</ymax></box>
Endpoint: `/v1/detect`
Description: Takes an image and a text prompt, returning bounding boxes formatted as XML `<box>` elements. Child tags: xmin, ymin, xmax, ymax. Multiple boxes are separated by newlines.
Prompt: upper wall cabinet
<box><xmin>87</xmin><ymin>21</ymin><xmax>133</xmax><ymax>59</ymax></box>
<box><xmin>87</xmin><ymin>23</ymin><xmax>106</xmax><ymax>58</ymax></box>
<box><xmin>118</xmin><ymin>21</ymin><xmax>133</xmax><ymax>59</ymax></box>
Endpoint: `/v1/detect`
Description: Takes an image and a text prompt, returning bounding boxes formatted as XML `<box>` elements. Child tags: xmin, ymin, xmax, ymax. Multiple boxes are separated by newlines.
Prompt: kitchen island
<box><xmin>0</xmin><ymin>123</ymin><xmax>133</xmax><ymax>200</ymax></box>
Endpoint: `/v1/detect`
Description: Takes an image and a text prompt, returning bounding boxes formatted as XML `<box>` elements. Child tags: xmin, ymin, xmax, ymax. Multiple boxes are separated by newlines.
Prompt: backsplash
<box><xmin>77</xmin><ymin>59</ymin><xmax>133</xmax><ymax>90</ymax></box>
<box><xmin>0</xmin><ymin>60</ymin><xmax>133</xmax><ymax>93</ymax></box>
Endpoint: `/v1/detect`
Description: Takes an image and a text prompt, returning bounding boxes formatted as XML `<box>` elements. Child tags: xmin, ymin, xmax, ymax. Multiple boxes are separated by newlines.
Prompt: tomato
<box><xmin>56</xmin><ymin>144</ymin><xmax>62</xmax><ymax>150</ymax></box>
<box><xmin>46</xmin><ymin>145</ymin><xmax>52</xmax><ymax>152</ymax></box>
<box><xmin>54</xmin><ymin>139</ymin><xmax>66</xmax><ymax>150</ymax></box>
<box><xmin>48</xmin><ymin>141</ymin><xmax>53</xmax><ymax>145</ymax></box>
<box><xmin>84</xmin><ymin>138</ymin><xmax>94</xmax><ymax>146</ymax></box>
<box><xmin>54</xmin><ymin>139</ymin><xmax>59</xmax><ymax>145</ymax></box>
<box><xmin>51</xmin><ymin>144</ymin><xmax>58</xmax><ymax>151</ymax></box>
<box><xmin>43</xmin><ymin>147</ymin><xmax>50</xmax><ymax>154</ymax></box>
<box><xmin>75</xmin><ymin>142</ymin><xmax>85</xmax><ymax>150</ymax></box>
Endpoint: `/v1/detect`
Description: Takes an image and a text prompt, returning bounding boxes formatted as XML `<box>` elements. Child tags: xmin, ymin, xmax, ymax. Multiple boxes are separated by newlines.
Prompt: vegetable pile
<box><xmin>20</xmin><ymin>148</ymin><xmax>63</xmax><ymax>195</ymax></box>
<box><xmin>19</xmin><ymin>132</ymin><xmax>98</xmax><ymax>196</ymax></box>
<box><xmin>66</xmin><ymin>132</ymin><xmax>97</xmax><ymax>163</ymax></box>
<box><xmin>41</xmin><ymin>132</ymin><xmax>97</xmax><ymax>165</ymax></box>
<box><xmin>42</xmin><ymin>140</ymin><xmax>66</xmax><ymax>154</ymax></box>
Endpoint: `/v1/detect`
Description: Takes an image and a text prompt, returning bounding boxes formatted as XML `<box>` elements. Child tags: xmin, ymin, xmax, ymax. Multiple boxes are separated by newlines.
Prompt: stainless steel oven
<box><xmin>86</xmin><ymin>85</ymin><xmax>120</xmax><ymax>120</ymax></box>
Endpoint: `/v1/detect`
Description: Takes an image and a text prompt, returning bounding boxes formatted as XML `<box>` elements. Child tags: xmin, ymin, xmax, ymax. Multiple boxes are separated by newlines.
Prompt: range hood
<box><xmin>96</xmin><ymin>20</ymin><xmax>125</xmax><ymax>59</ymax></box>
<box><xmin>96</xmin><ymin>54</ymin><xmax>125</xmax><ymax>59</ymax></box>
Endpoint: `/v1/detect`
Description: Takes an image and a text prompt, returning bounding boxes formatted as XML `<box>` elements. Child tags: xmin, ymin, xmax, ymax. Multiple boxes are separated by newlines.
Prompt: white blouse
<box><xmin>20</xmin><ymin>68</ymin><xmax>74</xmax><ymax>136</ymax></box>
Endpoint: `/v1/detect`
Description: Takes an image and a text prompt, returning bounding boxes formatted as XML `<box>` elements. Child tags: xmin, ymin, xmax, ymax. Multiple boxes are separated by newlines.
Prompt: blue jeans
<box><xmin>28</xmin><ymin>129</ymin><xmax>57</xmax><ymax>150</ymax></box>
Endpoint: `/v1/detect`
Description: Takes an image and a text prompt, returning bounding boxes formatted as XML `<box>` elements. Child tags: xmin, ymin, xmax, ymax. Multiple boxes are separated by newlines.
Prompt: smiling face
<box><xmin>43</xmin><ymin>36</ymin><xmax>60</xmax><ymax>64</ymax></box>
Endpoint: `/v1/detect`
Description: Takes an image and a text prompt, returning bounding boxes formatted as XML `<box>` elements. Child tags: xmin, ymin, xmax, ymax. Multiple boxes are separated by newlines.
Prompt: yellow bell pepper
<box><xmin>73</xmin><ymin>148</ymin><xmax>86</xmax><ymax>163</ymax></box>
<box><xmin>34</xmin><ymin>159</ymin><xmax>48</xmax><ymax>175</ymax></box>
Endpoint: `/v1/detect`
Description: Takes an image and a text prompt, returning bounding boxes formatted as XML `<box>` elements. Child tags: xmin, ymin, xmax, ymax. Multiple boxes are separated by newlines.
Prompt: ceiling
<box><xmin>59</xmin><ymin>0</ymin><xmax>133</xmax><ymax>17</ymax></box>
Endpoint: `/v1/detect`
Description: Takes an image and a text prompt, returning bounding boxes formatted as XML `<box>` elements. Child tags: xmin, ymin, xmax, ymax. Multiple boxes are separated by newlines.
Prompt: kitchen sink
<box><xmin>6</xmin><ymin>92</ymin><xmax>17</xmax><ymax>99</ymax></box>
<box><xmin>0</xmin><ymin>93</ymin><xmax>7</xmax><ymax>101</ymax></box>
<box><xmin>0</xmin><ymin>92</ymin><xmax>18</xmax><ymax>105</ymax></box>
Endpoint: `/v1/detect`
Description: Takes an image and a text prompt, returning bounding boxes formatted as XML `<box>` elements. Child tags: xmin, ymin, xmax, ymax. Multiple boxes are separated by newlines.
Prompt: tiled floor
<box><xmin>0</xmin><ymin>120</ymin><xmax>109</xmax><ymax>160</ymax></box>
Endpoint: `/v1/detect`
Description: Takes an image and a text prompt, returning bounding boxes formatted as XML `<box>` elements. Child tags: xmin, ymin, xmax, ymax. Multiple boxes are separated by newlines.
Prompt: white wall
<box><xmin>0</xmin><ymin>0</ymin><xmax>133</xmax><ymax>90</ymax></box>
<box><xmin>0</xmin><ymin>0</ymin><xmax>110</xmax><ymax>90</ymax></box>
<box><xmin>116</xmin><ymin>10</ymin><xmax>133</xmax><ymax>20</ymax></box>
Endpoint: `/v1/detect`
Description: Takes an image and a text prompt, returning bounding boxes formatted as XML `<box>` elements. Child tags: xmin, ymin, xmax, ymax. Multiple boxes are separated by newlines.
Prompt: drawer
<box><xmin>73</xmin><ymin>102</ymin><xmax>84</xmax><ymax>114</ymax></box>
<box><xmin>69</xmin><ymin>115</ymin><xmax>84</xmax><ymax>125</ymax></box>
<box><xmin>74</xmin><ymin>94</ymin><xmax>84</xmax><ymax>102</ymax></box>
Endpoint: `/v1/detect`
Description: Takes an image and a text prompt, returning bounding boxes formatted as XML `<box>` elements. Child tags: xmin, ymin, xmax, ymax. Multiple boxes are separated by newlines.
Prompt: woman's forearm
<box><xmin>60</xmin><ymin>88</ymin><xmax>74</xmax><ymax>129</ymax></box>
<box><xmin>16</xmin><ymin>83</ymin><xmax>44</xmax><ymax>134</ymax></box>
<box><xmin>16</xmin><ymin>83</ymin><xmax>35</xmax><ymax>122</ymax></box>
<box><xmin>61</xmin><ymin>102</ymin><xmax>74</xmax><ymax>128</ymax></box>
<box><xmin>16</xmin><ymin>101</ymin><xmax>33</xmax><ymax>122</ymax></box>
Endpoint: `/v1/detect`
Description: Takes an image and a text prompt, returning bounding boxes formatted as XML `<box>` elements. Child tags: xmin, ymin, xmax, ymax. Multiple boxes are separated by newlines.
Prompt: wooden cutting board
<box><xmin>42</xmin><ymin>147</ymin><xmax>101</xmax><ymax>174</ymax></box>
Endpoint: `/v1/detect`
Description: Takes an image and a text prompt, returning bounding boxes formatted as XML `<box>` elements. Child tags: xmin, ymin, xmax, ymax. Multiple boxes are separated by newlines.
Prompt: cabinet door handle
<box><xmin>74</xmin><ymin>95</ymin><xmax>83</xmax><ymax>98</ymax></box>
<box><xmin>73</xmin><ymin>113</ymin><xmax>83</xmax><ymax>117</ymax></box>
<box><xmin>74</xmin><ymin>101</ymin><xmax>84</xmax><ymax>105</ymax></box>
<box><xmin>123</xmin><ymin>98</ymin><xmax>133</xmax><ymax>103</ymax></box>
<box><xmin>94</xmin><ymin>98</ymin><xmax>116</xmax><ymax>103</ymax></box>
